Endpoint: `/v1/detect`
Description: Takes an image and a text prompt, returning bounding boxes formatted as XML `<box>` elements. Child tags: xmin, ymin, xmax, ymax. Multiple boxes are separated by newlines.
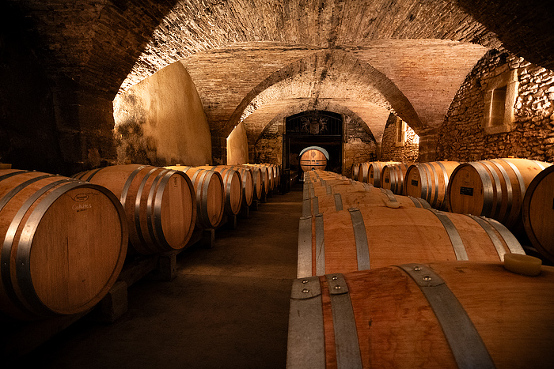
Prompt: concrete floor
<box><xmin>15</xmin><ymin>185</ymin><xmax>302</xmax><ymax>368</ymax></box>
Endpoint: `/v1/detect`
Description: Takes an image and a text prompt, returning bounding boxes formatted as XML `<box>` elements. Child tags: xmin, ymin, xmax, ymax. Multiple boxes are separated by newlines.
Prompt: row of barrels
<box><xmin>299</xmin><ymin>169</ymin><xmax>525</xmax><ymax>277</ymax></box>
<box><xmin>287</xmin><ymin>169</ymin><xmax>554</xmax><ymax>368</ymax></box>
<box><xmin>0</xmin><ymin>163</ymin><xmax>280</xmax><ymax>320</ymax></box>
<box><xmin>352</xmin><ymin>159</ymin><xmax>554</xmax><ymax>263</ymax></box>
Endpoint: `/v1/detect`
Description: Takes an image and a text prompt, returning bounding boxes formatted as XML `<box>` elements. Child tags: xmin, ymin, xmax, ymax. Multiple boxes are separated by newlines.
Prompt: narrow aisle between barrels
<box><xmin>17</xmin><ymin>184</ymin><xmax>303</xmax><ymax>369</ymax></box>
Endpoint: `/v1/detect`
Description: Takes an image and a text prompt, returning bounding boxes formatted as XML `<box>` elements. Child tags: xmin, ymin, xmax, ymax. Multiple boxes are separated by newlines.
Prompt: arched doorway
<box><xmin>283</xmin><ymin>110</ymin><xmax>343</xmax><ymax>180</ymax></box>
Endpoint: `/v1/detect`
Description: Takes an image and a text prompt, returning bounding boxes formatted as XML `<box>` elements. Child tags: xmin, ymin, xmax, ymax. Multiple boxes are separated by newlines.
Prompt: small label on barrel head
<box><xmin>411</xmin><ymin>180</ymin><xmax>418</xmax><ymax>186</ymax></box>
<box><xmin>460</xmin><ymin>186</ymin><xmax>474</xmax><ymax>196</ymax></box>
<box><xmin>72</xmin><ymin>193</ymin><xmax>89</xmax><ymax>202</ymax></box>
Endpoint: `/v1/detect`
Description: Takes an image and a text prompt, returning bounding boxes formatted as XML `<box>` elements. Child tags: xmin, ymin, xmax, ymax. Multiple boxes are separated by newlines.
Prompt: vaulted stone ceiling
<box><xmin>120</xmin><ymin>0</ymin><xmax>501</xmax><ymax>143</ymax></box>
<box><xmin>9</xmin><ymin>0</ymin><xmax>554</xmax><ymax>146</ymax></box>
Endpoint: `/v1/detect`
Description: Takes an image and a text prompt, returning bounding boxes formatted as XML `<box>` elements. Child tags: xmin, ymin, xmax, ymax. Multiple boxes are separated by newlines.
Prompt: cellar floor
<box><xmin>14</xmin><ymin>184</ymin><xmax>302</xmax><ymax>369</ymax></box>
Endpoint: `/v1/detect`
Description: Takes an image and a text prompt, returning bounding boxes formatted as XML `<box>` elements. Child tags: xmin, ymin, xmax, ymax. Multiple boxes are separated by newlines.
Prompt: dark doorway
<box><xmin>283</xmin><ymin>110</ymin><xmax>343</xmax><ymax>180</ymax></box>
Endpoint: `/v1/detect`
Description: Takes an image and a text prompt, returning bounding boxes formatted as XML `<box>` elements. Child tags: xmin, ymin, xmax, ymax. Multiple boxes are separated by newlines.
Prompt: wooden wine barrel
<box><xmin>166</xmin><ymin>166</ymin><xmax>224</xmax><ymax>229</ymax></box>
<box><xmin>250</xmin><ymin>164</ymin><xmax>273</xmax><ymax>192</ymax></box>
<box><xmin>299</xmin><ymin>148</ymin><xmax>328</xmax><ymax>172</ymax></box>
<box><xmin>75</xmin><ymin>164</ymin><xmax>196</xmax><ymax>254</ymax></box>
<box><xmin>287</xmin><ymin>261</ymin><xmax>554</xmax><ymax>369</ymax></box>
<box><xmin>240</xmin><ymin>165</ymin><xmax>263</xmax><ymax>201</ymax></box>
<box><xmin>368</xmin><ymin>161</ymin><xmax>399</xmax><ymax>187</ymax></box>
<box><xmin>357</xmin><ymin>162</ymin><xmax>370</xmax><ymax>182</ymax></box>
<box><xmin>297</xmin><ymin>205</ymin><xmax>524</xmax><ymax>278</ymax></box>
<box><xmin>264</xmin><ymin>163</ymin><xmax>280</xmax><ymax>191</ymax></box>
<box><xmin>351</xmin><ymin>163</ymin><xmax>360</xmax><ymax>180</ymax></box>
<box><xmin>265</xmin><ymin>164</ymin><xmax>275</xmax><ymax>191</ymax></box>
<box><xmin>245</xmin><ymin>164</ymin><xmax>270</xmax><ymax>196</ymax></box>
<box><xmin>272</xmin><ymin>163</ymin><xmax>282</xmax><ymax>190</ymax></box>
<box><xmin>447</xmin><ymin>158</ymin><xmax>551</xmax><ymax>231</ymax></box>
<box><xmin>522</xmin><ymin>164</ymin><xmax>554</xmax><ymax>263</ymax></box>
<box><xmin>304</xmin><ymin>179</ymin><xmax>373</xmax><ymax>201</ymax></box>
<box><xmin>197</xmin><ymin>166</ymin><xmax>243</xmax><ymax>216</ymax></box>
<box><xmin>382</xmin><ymin>163</ymin><xmax>411</xmax><ymax>195</ymax></box>
<box><xmin>302</xmin><ymin>185</ymin><xmax>430</xmax><ymax>217</ymax></box>
<box><xmin>0</xmin><ymin>169</ymin><xmax>127</xmax><ymax>319</ymax></box>
<box><xmin>308</xmin><ymin>170</ymin><xmax>345</xmax><ymax>182</ymax></box>
<box><xmin>226</xmin><ymin>165</ymin><xmax>254</xmax><ymax>207</ymax></box>
<box><xmin>404</xmin><ymin>161</ymin><xmax>460</xmax><ymax>210</ymax></box>
<box><xmin>258</xmin><ymin>165</ymin><xmax>271</xmax><ymax>194</ymax></box>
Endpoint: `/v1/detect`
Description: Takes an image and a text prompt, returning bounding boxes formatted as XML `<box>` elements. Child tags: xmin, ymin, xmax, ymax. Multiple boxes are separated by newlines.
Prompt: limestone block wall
<box><xmin>381</xmin><ymin>115</ymin><xmax>419</xmax><ymax>162</ymax></box>
<box><xmin>343</xmin><ymin>115</ymin><xmax>377</xmax><ymax>177</ymax></box>
<box><xmin>437</xmin><ymin>48</ymin><xmax>554</xmax><ymax>162</ymax></box>
<box><xmin>252</xmin><ymin>121</ymin><xmax>283</xmax><ymax>165</ymax></box>
<box><xmin>113</xmin><ymin>62</ymin><xmax>212</xmax><ymax>166</ymax></box>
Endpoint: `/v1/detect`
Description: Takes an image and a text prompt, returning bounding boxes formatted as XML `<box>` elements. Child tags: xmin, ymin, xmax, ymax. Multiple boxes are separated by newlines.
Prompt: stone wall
<box><xmin>381</xmin><ymin>114</ymin><xmax>420</xmax><ymax>162</ymax></box>
<box><xmin>343</xmin><ymin>115</ymin><xmax>377</xmax><ymax>177</ymax></box>
<box><xmin>253</xmin><ymin>114</ymin><xmax>376</xmax><ymax>177</ymax></box>
<box><xmin>437</xmin><ymin>48</ymin><xmax>554</xmax><ymax>162</ymax></box>
<box><xmin>252</xmin><ymin>120</ymin><xmax>283</xmax><ymax>165</ymax></box>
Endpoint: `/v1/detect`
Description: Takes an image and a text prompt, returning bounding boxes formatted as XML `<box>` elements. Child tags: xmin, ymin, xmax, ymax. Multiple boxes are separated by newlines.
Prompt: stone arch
<box><xmin>223</xmin><ymin>49</ymin><xmax>421</xmax><ymax>142</ymax></box>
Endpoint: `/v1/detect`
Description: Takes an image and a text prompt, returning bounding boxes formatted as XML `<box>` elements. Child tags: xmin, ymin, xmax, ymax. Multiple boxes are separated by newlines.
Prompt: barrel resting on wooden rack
<box><xmin>287</xmin><ymin>261</ymin><xmax>554</xmax><ymax>368</ymax></box>
<box><xmin>74</xmin><ymin>164</ymin><xmax>197</xmax><ymax>254</ymax></box>
<box><xmin>224</xmin><ymin>165</ymin><xmax>254</xmax><ymax>207</ymax></box>
<box><xmin>165</xmin><ymin>165</ymin><xmax>224</xmax><ymax>230</ymax></box>
<box><xmin>196</xmin><ymin>166</ymin><xmax>243</xmax><ymax>216</ymax></box>
<box><xmin>244</xmin><ymin>164</ymin><xmax>272</xmax><ymax>196</ymax></box>
<box><xmin>0</xmin><ymin>169</ymin><xmax>128</xmax><ymax>319</ymax></box>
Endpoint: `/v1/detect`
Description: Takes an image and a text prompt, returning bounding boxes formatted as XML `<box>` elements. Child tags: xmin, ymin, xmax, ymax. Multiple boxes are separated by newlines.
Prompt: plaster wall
<box><xmin>113</xmin><ymin>62</ymin><xmax>211</xmax><ymax>166</ymax></box>
<box><xmin>227</xmin><ymin>122</ymin><xmax>249</xmax><ymax>164</ymax></box>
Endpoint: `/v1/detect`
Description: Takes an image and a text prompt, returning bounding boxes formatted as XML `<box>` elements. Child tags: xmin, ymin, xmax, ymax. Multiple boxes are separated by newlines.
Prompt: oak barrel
<box><xmin>245</xmin><ymin>164</ymin><xmax>270</xmax><ymax>195</ymax></box>
<box><xmin>368</xmin><ymin>161</ymin><xmax>399</xmax><ymax>187</ymax></box>
<box><xmin>522</xmin><ymin>164</ymin><xmax>554</xmax><ymax>263</ymax></box>
<box><xmin>351</xmin><ymin>163</ymin><xmax>360</xmax><ymax>180</ymax></box>
<box><xmin>404</xmin><ymin>161</ymin><xmax>460</xmax><ymax>210</ymax></box>
<box><xmin>299</xmin><ymin>148</ymin><xmax>328</xmax><ymax>172</ymax></box>
<box><xmin>226</xmin><ymin>165</ymin><xmax>254</xmax><ymax>207</ymax></box>
<box><xmin>297</xmin><ymin>204</ymin><xmax>524</xmax><ymax>278</ymax></box>
<box><xmin>267</xmin><ymin>164</ymin><xmax>276</xmax><ymax>191</ymax></box>
<box><xmin>381</xmin><ymin>163</ymin><xmax>411</xmax><ymax>195</ymax></box>
<box><xmin>302</xmin><ymin>184</ymin><xmax>429</xmax><ymax>217</ymax></box>
<box><xmin>0</xmin><ymin>169</ymin><xmax>127</xmax><ymax>319</ymax></box>
<box><xmin>166</xmin><ymin>166</ymin><xmax>224</xmax><ymax>229</ymax></box>
<box><xmin>240</xmin><ymin>165</ymin><xmax>263</xmax><ymax>201</ymax></box>
<box><xmin>357</xmin><ymin>162</ymin><xmax>370</xmax><ymax>183</ymax></box>
<box><xmin>287</xmin><ymin>261</ymin><xmax>554</xmax><ymax>368</ymax></box>
<box><xmin>198</xmin><ymin>166</ymin><xmax>243</xmax><ymax>216</ymax></box>
<box><xmin>447</xmin><ymin>158</ymin><xmax>551</xmax><ymax>230</ymax></box>
<box><xmin>75</xmin><ymin>164</ymin><xmax>197</xmax><ymax>254</ymax></box>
